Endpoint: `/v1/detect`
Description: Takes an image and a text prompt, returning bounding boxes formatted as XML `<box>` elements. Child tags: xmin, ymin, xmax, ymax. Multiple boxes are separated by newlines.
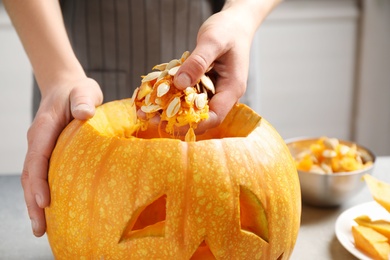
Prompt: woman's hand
<box><xmin>174</xmin><ymin>0</ymin><xmax>280</xmax><ymax>133</ymax></box>
<box><xmin>3</xmin><ymin>0</ymin><xmax>104</xmax><ymax>236</ymax></box>
<box><xmin>22</xmin><ymin>77</ymin><xmax>103</xmax><ymax>236</ymax></box>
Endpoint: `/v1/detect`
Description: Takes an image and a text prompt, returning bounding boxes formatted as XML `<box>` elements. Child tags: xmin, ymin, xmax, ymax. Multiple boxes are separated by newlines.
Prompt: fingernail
<box><xmin>175</xmin><ymin>73</ymin><xmax>191</xmax><ymax>88</ymax></box>
<box><xmin>35</xmin><ymin>194</ymin><xmax>42</xmax><ymax>207</ymax></box>
<box><xmin>73</xmin><ymin>103</ymin><xmax>92</xmax><ymax>113</ymax></box>
<box><xmin>31</xmin><ymin>219</ymin><xmax>38</xmax><ymax>233</ymax></box>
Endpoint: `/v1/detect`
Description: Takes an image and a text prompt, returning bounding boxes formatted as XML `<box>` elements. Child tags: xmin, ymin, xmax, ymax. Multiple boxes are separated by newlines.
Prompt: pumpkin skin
<box><xmin>45</xmin><ymin>99</ymin><xmax>301</xmax><ymax>259</ymax></box>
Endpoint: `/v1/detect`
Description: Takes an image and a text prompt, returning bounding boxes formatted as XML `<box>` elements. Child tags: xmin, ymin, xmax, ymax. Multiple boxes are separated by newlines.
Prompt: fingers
<box><xmin>21</xmin><ymin>168</ymin><xmax>47</xmax><ymax>237</ymax></box>
<box><xmin>174</xmin><ymin>38</ymin><xmax>221</xmax><ymax>90</ymax></box>
<box><xmin>70</xmin><ymin>78</ymin><xmax>103</xmax><ymax>120</ymax></box>
<box><xmin>173</xmin><ymin>17</ymin><xmax>246</xmax><ymax>133</ymax></box>
<box><xmin>22</xmin><ymin>113</ymin><xmax>61</xmax><ymax>237</ymax></box>
<box><xmin>176</xmin><ymin>47</ymin><xmax>246</xmax><ymax>134</ymax></box>
<box><xmin>21</xmin><ymin>77</ymin><xmax>103</xmax><ymax>237</ymax></box>
<box><xmin>196</xmin><ymin>76</ymin><xmax>245</xmax><ymax>134</ymax></box>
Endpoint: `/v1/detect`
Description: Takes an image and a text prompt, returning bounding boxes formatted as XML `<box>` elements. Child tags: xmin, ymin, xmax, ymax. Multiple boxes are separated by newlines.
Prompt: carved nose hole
<box><xmin>239</xmin><ymin>185</ymin><xmax>269</xmax><ymax>243</ymax></box>
<box><xmin>190</xmin><ymin>240</ymin><xmax>216</xmax><ymax>260</ymax></box>
<box><xmin>119</xmin><ymin>195</ymin><xmax>166</xmax><ymax>242</ymax></box>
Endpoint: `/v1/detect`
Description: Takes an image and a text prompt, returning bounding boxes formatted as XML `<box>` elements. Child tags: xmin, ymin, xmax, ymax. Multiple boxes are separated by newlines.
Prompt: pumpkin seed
<box><xmin>195</xmin><ymin>93</ymin><xmax>207</xmax><ymax>109</ymax></box>
<box><xmin>202</xmin><ymin>85</ymin><xmax>208</xmax><ymax>94</ymax></box>
<box><xmin>141</xmin><ymin>71</ymin><xmax>161</xmax><ymax>83</ymax></box>
<box><xmin>180</xmin><ymin>51</ymin><xmax>190</xmax><ymax>62</ymax></box>
<box><xmin>157</xmin><ymin>70</ymin><xmax>168</xmax><ymax>82</ymax></box>
<box><xmin>166</xmin><ymin>97</ymin><xmax>181</xmax><ymax>118</ymax></box>
<box><xmin>185</xmin><ymin>93</ymin><xmax>196</xmax><ymax>104</ymax></box>
<box><xmin>184</xmin><ymin>87</ymin><xmax>195</xmax><ymax>95</ymax></box>
<box><xmin>321</xmin><ymin>163</ymin><xmax>333</xmax><ymax>174</ymax></box>
<box><xmin>152</xmin><ymin>63</ymin><xmax>168</xmax><ymax>71</ymax></box>
<box><xmin>144</xmin><ymin>93</ymin><xmax>152</xmax><ymax>106</ymax></box>
<box><xmin>130</xmin><ymin>87</ymin><xmax>139</xmax><ymax>105</ymax></box>
<box><xmin>157</xmin><ymin>83</ymin><xmax>170</xmax><ymax>97</ymax></box>
<box><xmin>168</xmin><ymin>66</ymin><xmax>180</xmax><ymax>76</ymax></box>
<box><xmin>339</xmin><ymin>145</ymin><xmax>350</xmax><ymax>156</ymax></box>
<box><xmin>310</xmin><ymin>165</ymin><xmax>326</xmax><ymax>174</ymax></box>
<box><xmin>323</xmin><ymin>137</ymin><xmax>339</xmax><ymax>150</ymax></box>
<box><xmin>322</xmin><ymin>149</ymin><xmax>337</xmax><ymax>158</ymax></box>
<box><xmin>200</xmin><ymin>75</ymin><xmax>215</xmax><ymax>94</ymax></box>
<box><xmin>166</xmin><ymin>59</ymin><xmax>181</xmax><ymax>70</ymax></box>
<box><xmin>141</xmin><ymin>104</ymin><xmax>161</xmax><ymax>113</ymax></box>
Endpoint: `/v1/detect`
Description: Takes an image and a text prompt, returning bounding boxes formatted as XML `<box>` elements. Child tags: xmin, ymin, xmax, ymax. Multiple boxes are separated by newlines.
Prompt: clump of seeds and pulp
<box><xmin>131</xmin><ymin>51</ymin><xmax>215</xmax><ymax>142</ymax></box>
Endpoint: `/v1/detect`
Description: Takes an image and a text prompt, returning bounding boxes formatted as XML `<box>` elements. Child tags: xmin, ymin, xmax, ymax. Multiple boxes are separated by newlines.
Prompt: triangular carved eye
<box><xmin>239</xmin><ymin>186</ymin><xmax>269</xmax><ymax>243</ymax></box>
<box><xmin>119</xmin><ymin>195</ymin><xmax>166</xmax><ymax>242</ymax></box>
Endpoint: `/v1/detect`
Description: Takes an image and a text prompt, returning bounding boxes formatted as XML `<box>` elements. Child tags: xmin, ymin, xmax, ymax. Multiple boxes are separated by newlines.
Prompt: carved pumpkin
<box><xmin>45</xmin><ymin>99</ymin><xmax>301</xmax><ymax>259</ymax></box>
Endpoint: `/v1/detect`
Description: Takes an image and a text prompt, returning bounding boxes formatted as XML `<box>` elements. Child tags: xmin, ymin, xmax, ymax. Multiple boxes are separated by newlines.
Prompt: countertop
<box><xmin>1</xmin><ymin>157</ymin><xmax>389</xmax><ymax>260</ymax></box>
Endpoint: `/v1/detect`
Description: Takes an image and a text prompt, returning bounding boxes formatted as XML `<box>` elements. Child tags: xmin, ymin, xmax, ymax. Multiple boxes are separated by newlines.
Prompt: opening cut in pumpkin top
<box><xmin>87</xmin><ymin>99</ymin><xmax>262</xmax><ymax>141</ymax></box>
<box><xmin>87</xmin><ymin>51</ymin><xmax>262</xmax><ymax>141</ymax></box>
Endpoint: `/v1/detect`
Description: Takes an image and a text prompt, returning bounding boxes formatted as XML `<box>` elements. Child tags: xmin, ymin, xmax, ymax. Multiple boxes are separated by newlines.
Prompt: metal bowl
<box><xmin>285</xmin><ymin>137</ymin><xmax>376</xmax><ymax>207</ymax></box>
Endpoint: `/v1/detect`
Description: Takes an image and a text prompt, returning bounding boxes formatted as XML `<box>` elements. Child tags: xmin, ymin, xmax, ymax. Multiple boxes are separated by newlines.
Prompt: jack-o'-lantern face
<box><xmin>45</xmin><ymin>100</ymin><xmax>301</xmax><ymax>259</ymax></box>
<box><xmin>119</xmin><ymin>187</ymin><xmax>270</xmax><ymax>259</ymax></box>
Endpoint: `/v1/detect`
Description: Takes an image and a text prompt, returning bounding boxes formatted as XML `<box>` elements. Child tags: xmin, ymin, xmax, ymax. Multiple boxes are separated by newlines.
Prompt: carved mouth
<box><xmin>190</xmin><ymin>241</ymin><xmax>215</xmax><ymax>260</ymax></box>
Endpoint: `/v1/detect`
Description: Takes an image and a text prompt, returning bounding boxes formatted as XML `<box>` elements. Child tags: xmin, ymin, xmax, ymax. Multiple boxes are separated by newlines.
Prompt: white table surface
<box><xmin>1</xmin><ymin>157</ymin><xmax>389</xmax><ymax>259</ymax></box>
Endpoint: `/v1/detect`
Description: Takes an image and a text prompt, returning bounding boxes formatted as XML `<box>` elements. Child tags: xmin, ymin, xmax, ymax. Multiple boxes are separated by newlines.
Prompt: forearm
<box><xmin>3</xmin><ymin>0</ymin><xmax>85</xmax><ymax>95</ymax></box>
<box><xmin>222</xmin><ymin>0</ymin><xmax>282</xmax><ymax>36</ymax></box>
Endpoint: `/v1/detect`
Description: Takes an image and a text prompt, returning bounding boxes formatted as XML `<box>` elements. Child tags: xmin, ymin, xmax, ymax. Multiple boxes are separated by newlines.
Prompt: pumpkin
<box><xmin>45</xmin><ymin>99</ymin><xmax>301</xmax><ymax>259</ymax></box>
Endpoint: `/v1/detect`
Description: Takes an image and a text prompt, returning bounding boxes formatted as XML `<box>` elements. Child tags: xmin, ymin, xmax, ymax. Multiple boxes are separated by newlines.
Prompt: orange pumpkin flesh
<box><xmin>46</xmin><ymin>99</ymin><xmax>301</xmax><ymax>259</ymax></box>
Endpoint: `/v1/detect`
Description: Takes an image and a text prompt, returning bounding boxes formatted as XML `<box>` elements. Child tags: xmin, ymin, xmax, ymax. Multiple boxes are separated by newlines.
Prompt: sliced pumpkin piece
<box><xmin>354</xmin><ymin>215</ymin><xmax>390</xmax><ymax>241</ymax></box>
<box><xmin>352</xmin><ymin>225</ymin><xmax>390</xmax><ymax>260</ymax></box>
<box><xmin>363</xmin><ymin>174</ymin><xmax>390</xmax><ymax>213</ymax></box>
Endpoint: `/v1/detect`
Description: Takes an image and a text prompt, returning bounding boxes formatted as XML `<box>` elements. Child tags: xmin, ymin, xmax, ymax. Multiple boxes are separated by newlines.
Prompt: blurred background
<box><xmin>1</xmin><ymin>0</ymin><xmax>389</xmax><ymax>175</ymax></box>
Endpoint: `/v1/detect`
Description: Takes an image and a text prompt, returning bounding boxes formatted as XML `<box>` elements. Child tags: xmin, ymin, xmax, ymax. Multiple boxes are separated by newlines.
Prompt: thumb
<box><xmin>174</xmin><ymin>46</ymin><xmax>218</xmax><ymax>90</ymax></box>
<box><xmin>69</xmin><ymin>78</ymin><xmax>103</xmax><ymax>120</ymax></box>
